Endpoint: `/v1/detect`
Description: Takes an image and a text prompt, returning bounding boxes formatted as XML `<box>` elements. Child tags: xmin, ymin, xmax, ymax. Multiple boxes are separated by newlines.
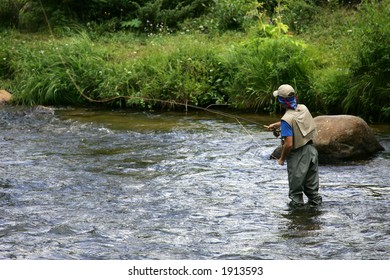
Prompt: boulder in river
<box><xmin>313</xmin><ymin>115</ymin><xmax>384</xmax><ymax>162</ymax></box>
<box><xmin>270</xmin><ymin>115</ymin><xmax>385</xmax><ymax>162</ymax></box>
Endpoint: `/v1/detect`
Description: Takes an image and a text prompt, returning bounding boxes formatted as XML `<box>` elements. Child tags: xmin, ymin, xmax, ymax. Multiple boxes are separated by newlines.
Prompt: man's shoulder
<box><xmin>297</xmin><ymin>104</ymin><xmax>308</xmax><ymax>111</ymax></box>
<box><xmin>281</xmin><ymin>110</ymin><xmax>294</xmax><ymax>124</ymax></box>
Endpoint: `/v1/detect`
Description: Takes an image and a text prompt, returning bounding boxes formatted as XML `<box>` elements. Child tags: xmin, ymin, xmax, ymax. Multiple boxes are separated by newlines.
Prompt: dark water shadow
<box><xmin>280</xmin><ymin>206</ymin><xmax>324</xmax><ymax>238</ymax></box>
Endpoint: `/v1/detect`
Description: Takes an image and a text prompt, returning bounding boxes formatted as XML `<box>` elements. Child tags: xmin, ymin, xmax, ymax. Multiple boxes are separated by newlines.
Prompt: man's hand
<box><xmin>277</xmin><ymin>158</ymin><xmax>285</xmax><ymax>166</ymax></box>
<box><xmin>264</xmin><ymin>122</ymin><xmax>281</xmax><ymax>131</ymax></box>
<box><xmin>264</xmin><ymin>125</ymin><xmax>274</xmax><ymax>131</ymax></box>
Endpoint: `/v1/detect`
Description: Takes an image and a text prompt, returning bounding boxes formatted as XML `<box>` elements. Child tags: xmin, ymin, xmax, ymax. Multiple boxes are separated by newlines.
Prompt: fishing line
<box><xmin>37</xmin><ymin>0</ymin><xmax>268</xmax><ymax>148</ymax></box>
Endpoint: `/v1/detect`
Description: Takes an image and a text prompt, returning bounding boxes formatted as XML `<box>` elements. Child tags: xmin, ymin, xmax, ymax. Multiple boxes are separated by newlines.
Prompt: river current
<box><xmin>1</xmin><ymin>106</ymin><xmax>389</xmax><ymax>260</ymax></box>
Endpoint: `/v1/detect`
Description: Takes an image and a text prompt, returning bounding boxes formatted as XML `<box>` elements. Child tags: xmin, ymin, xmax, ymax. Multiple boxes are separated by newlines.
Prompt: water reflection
<box><xmin>281</xmin><ymin>206</ymin><xmax>324</xmax><ymax>238</ymax></box>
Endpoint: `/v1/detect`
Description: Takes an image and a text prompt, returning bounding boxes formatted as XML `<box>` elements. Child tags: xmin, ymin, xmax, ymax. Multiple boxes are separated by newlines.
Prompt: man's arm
<box><xmin>278</xmin><ymin>136</ymin><xmax>293</xmax><ymax>165</ymax></box>
<box><xmin>264</xmin><ymin>122</ymin><xmax>281</xmax><ymax>131</ymax></box>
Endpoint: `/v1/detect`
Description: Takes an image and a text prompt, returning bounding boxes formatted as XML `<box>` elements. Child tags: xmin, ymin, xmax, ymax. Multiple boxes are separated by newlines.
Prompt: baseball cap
<box><xmin>273</xmin><ymin>84</ymin><xmax>296</xmax><ymax>98</ymax></box>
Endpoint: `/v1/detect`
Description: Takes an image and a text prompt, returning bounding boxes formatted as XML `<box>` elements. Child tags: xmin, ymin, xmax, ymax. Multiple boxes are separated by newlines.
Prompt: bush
<box><xmin>124</xmin><ymin>0</ymin><xmax>212</xmax><ymax>33</ymax></box>
<box><xmin>307</xmin><ymin>0</ymin><xmax>390</xmax><ymax>122</ymax></box>
<box><xmin>10</xmin><ymin>32</ymin><xmax>127</xmax><ymax>105</ymax></box>
<box><xmin>8</xmin><ymin>32</ymin><xmax>228</xmax><ymax>109</ymax></box>
<box><xmin>212</xmin><ymin>0</ymin><xmax>258</xmax><ymax>31</ymax></box>
<box><xmin>0</xmin><ymin>0</ymin><xmax>26</xmax><ymax>29</ymax></box>
<box><xmin>282</xmin><ymin>0</ymin><xmax>320</xmax><ymax>34</ymax></box>
<box><xmin>221</xmin><ymin>36</ymin><xmax>314</xmax><ymax>112</ymax></box>
<box><xmin>343</xmin><ymin>0</ymin><xmax>390</xmax><ymax>122</ymax></box>
<box><xmin>131</xmin><ymin>41</ymin><xmax>225</xmax><ymax>108</ymax></box>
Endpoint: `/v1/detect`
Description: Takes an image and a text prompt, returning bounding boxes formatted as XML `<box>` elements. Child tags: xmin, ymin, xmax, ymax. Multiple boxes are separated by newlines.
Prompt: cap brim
<box><xmin>273</xmin><ymin>90</ymin><xmax>279</xmax><ymax>97</ymax></box>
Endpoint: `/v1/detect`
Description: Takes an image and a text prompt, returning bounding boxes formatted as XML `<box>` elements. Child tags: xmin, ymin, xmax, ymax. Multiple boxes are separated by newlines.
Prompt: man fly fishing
<box><xmin>266</xmin><ymin>84</ymin><xmax>322</xmax><ymax>208</ymax></box>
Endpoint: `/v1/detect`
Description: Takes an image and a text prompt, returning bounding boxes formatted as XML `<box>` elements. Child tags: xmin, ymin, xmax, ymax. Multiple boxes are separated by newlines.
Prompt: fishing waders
<box><xmin>286</xmin><ymin>142</ymin><xmax>322</xmax><ymax>207</ymax></box>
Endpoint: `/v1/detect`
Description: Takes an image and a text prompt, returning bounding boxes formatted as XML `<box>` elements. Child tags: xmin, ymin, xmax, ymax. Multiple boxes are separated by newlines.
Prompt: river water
<box><xmin>1</xmin><ymin>106</ymin><xmax>389</xmax><ymax>260</ymax></box>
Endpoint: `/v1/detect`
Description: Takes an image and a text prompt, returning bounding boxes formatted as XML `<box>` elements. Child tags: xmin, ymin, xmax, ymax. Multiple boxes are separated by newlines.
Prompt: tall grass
<box><xmin>6</xmin><ymin>29</ymin><xmax>309</xmax><ymax>112</ymax></box>
<box><xmin>1</xmin><ymin>0</ymin><xmax>389</xmax><ymax>122</ymax></box>
<box><xmin>4</xmin><ymin>32</ymin><xmax>234</xmax><ymax>108</ymax></box>
<box><xmin>221</xmin><ymin>36</ymin><xmax>314</xmax><ymax>112</ymax></box>
<box><xmin>131</xmin><ymin>40</ymin><xmax>226</xmax><ymax>107</ymax></box>
<box><xmin>8</xmin><ymin>33</ymin><xmax>117</xmax><ymax>105</ymax></box>
<box><xmin>298</xmin><ymin>0</ymin><xmax>390</xmax><ymax>122</ymax></box>
<box><xmin>343</xmin><ymin>0</ymin><xmax>390</xmax><ymax>122</ymax></box>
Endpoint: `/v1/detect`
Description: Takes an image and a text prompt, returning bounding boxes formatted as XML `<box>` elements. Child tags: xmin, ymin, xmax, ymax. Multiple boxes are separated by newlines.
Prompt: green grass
<box><xmin>1</xmin><ymin>0</ymin><xmax>389</xmax><ymax>122</ymax></box>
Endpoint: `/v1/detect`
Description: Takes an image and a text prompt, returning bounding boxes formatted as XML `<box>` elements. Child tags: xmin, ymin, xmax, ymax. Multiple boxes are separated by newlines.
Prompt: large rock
<box><xmin>0</xmin><ymin>89</ymin><xmax>12</xmax><ymax>104</ymax></box>
<box><xmin>313</xmin><ymin>115</ymin><xmax>384</xmax><ymax>161</ymax></box>
<box><xmin>270</xmin><ymin>115</ymin><xmax>385</xmax><ymax>162</ymax></box>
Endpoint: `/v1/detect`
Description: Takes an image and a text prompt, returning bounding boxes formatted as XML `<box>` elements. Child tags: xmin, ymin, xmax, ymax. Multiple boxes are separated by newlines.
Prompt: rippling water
<box><xmin>1</xmin><ymin>106</ymin><xmax>389</xmax><ymax>260</ymax></box>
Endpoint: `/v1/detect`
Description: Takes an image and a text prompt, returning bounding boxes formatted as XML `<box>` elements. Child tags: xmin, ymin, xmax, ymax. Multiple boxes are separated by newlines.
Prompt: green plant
<box><xmin>212</xmin><ymin>0</ymin><xmax>259</xmax><ymax>31</ymax></box>
<box><xmin>10</xmin><ymin>32</ymin><xmax>125</xmax><ymax>105</ymax></box>
<box><xmin>0</xmin><ymin>0</ymin><xmax>26</xmax><ymax>29</ymax></box>
<box><xmin>222</xmin><ymin>36</ymin><xmax>314</xmax><ymax>112</ymax></box>
<box><xmin>342</xmin><ymin>0</ymin><xmax>390</xmax><ymax>122</ymax></box>
<box><xmin>126</xmin><ymin>35</ymin><xmax>226</xmax><ymax>108</ymax></box>
<box><xmin>247</xmin><ymin>1</ymin><xmax>289</xmax><ymax>38</ymax></box>
<box><xmin>282</xmin><ymin>0</ymin><xmax>320</xmax><ymax>34</ymax></box>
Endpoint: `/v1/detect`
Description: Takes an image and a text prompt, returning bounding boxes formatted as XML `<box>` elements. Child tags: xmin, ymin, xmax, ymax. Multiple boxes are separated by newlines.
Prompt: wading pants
<box><xmin>286</xmin><ymin>143</ymin><xmax>322</xmax><ymax>206</ymax></box>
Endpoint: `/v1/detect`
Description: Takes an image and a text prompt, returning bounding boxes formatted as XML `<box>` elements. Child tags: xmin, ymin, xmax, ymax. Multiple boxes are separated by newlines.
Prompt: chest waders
<box><xmin>286</xmin><ymin>142</ymin><xmax>322</xmax><ymax>207</ymax></box>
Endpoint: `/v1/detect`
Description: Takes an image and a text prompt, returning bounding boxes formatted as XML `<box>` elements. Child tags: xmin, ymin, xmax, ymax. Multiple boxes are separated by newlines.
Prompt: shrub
<box><xmin>212</xmin><ymin>0</ymin><xmax>258</xmax><ymax>31</ymax></box>
<box><xmin>343</xmin><ymin>0</ymin><xmax>390</xmax><ymax>122</ymax></box>
<box><xmin>124</xmin><ymin>35</ymin><xmax>227</xmax><ymax>109</ymax></box>
<box><xmin>8</xmin><ymin>32</ymin><xmax>228</xmax><ymax>109</ymax></box>
<box><xmin>10</xmin><ymin>32</ymin><xmax>127</xmax><ymax>105</ymax></box>
<box><xmin>282</xmin><ymin>0</ymin><xmax>320</xmax><ymax>34</ymax></box>
<box><xmin>0</xmin><ymin>0</ymin><xmax>26</xmax><ymax>29</ymax></box>
<box><xmin>221</xmin><ymin>36</ymin><xmax>314</xmax><ymax>112</ymax></box>
<box><xmin>126</xmin><ymin>0</ymin><xmax>212</xmax><ymax>33</ymax></box>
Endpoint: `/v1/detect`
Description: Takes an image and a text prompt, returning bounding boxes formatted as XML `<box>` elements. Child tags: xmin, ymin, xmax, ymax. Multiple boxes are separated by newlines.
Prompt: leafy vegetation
<box><xmin>0</xmin><ymin>0</ymin><xmax>389</xmax><ymax>123</ymax></box>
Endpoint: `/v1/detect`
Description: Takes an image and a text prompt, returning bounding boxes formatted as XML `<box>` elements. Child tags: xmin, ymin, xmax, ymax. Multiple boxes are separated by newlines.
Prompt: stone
<box><xmin>313</xmin><ymin>115</ymin><xmax>384</xmax><ymax>162</ymax></box>
<box><xmin>0</xmin><ymin>89</ymin><xmax>12</xmax><ymax>104</ymax></box>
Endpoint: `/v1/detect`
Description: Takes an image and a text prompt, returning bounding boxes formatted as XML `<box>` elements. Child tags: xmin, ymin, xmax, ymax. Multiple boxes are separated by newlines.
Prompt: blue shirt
<box><xmin>280</xmin><ymin>120</ymin><xmax>293</xmax><ymax>137</ymax></box>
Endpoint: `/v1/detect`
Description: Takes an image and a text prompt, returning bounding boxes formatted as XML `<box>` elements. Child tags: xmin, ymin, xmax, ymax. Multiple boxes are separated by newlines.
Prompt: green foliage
<box><xmin>222</xmin><ymin>36</ymin><xmax>314</xmax><ymax>111</ymax></box>
<box><xmin>0</xmin><ymin>0</ymin><xmax>26</xmax><ymax>29</ymax></box>
<box><xmin>5</xmin><ymin>32</ymin><xmax>228</xmax><ymax>109</ymax></box>
<box><xmin>298</xmin><ymin>0</ymin><xmax>390</xmax><ymax>122</ymax></box>
<box><xmin>25</xmin><ymin>0</ymin><xmax>213</xmax><ymax>34</ymax></box>
<box><xmin>132</xmin><ymin>40</ymin><xmax>225</xmax><ymax>107</ymax></box>
<box><xmin>212</xmin><ymin>0</ymin><xmax>258</xmax><ymax>31</ymax></box>
<box><xmin>0</xmin><ymin>0</ymin><xmax>389</xmax><ymax>122</ymax></box>
<box><xmin>127</xmin><ymin>0</ymin><xmax>212</xmax><ymax>33</ymax></box>
<box><xmin>248</xmin><ymin>1</ymin><xmax>289</xmax><ymax>38</ymax></box>
<box><xmin>281</xmin><ymin>0</ymin><xmax>320</xmax><ymax>34</ymax></box>
<box><xmin>0</xmin><ymin>39</ymin><xmax>15</xmax><ymax>80</ymax></box>
<box><xmin>310</xmin><ymin>68</ymin><xmax>350</xmax><ymax>115</ymax></box>
<box><xmin>8</xmin><ymin>32</ymin><xmax>128</xmax><ymax>105</ymax></box>
<box><xmin>343</xmin><ymin>0</ymin><xmax>390</xmax><ymax>122</ymax></box>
